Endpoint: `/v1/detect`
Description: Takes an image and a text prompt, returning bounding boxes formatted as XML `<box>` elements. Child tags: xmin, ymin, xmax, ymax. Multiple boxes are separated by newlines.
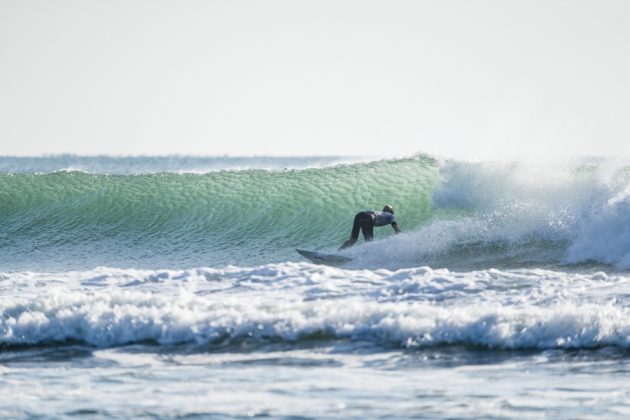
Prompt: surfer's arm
<box><xmin>392</xmin><ymin>222</ymin><xmax>400</xmax><ymax>234</ymax></box>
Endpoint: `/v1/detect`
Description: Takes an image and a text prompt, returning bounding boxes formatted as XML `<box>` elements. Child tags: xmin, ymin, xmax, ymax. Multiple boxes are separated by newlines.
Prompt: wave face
<box><xmin>0</xmin><ymin>156</ymin><xmax>436</xmax><ymax>270</ymax></box>
<box><xmin>1</xmin><ymin>264</ymin><xmax>628</xmax><ymax>350</ymax></box>
<box><xmin>1</xmin><ymin>155</ymin><xmax>630</xmax><ymax>270</ymax></box>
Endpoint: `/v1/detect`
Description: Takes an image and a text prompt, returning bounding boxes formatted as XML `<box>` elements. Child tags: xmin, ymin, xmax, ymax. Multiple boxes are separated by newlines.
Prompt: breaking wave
<box><xmin>1</xmin><ymin>154</ymin><xmax>630</xmax><ymax>270</ymax></box>
<box><xmin>1</xmin><ymin>264</ymin><xmax>628</xmax><ymax>350</ymax></box>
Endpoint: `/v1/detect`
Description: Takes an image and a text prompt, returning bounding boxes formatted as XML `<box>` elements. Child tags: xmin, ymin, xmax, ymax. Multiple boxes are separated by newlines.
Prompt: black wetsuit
<box><xmin>340</xmin><ymin>210</ymin><xmax>398</xmax><ymax>250</ymax></box>
<box><xmin>350</xmin><ymin>211</ymin><xmax>377</xmax><ymax>241</ymax></box>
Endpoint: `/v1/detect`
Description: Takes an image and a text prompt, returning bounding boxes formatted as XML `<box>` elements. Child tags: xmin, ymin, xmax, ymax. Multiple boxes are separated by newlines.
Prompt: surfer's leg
<box><xmin>339</xmin><ymin>213</ymin><xmax>363</xmax><ymax>250</ymax></box>
<box><xmin>361</xmin><ymin>211</ymin><xmax>375</xmax><ymax>241</ymax></box>
<box><xmin>350</xmin><ymin>213</ymin><xmax>363</xmax><ymax>240</ymax></box>
<box><xmin>362</xmin><ymin>222</ymin><xmax>374</xmax><ymax>241</ymax></box>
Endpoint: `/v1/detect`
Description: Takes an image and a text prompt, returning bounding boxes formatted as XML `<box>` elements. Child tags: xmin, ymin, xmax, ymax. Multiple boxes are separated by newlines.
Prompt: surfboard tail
<box><xmin>296</xmin><ymin>249</ymin><xmax>352</xmax><ymax>265</ymax></box>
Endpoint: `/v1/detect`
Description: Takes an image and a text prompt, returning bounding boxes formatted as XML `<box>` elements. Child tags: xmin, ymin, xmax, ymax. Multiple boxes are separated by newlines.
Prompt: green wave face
<box><xmin>0</xmin><ymin>156</ymin><xmax>438</xmax><ymax>270</ymax></box>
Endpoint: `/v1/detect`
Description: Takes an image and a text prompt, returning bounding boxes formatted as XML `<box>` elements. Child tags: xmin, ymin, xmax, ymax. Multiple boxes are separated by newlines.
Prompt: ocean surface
<box><xmin>2</xmin><ymin>154</ymin><xmax>630</xmax><ymax>418</ymax></box>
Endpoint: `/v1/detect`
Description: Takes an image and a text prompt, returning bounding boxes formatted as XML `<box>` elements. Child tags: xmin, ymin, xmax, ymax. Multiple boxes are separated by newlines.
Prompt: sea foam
<box><xmin>1</xmin><ymin>264</ymin><xmax>629</xmax><ymax>350</ymax></box>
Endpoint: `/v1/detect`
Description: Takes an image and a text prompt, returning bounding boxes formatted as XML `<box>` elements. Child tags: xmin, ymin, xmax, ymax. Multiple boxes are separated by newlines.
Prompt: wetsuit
<box><xmin>350</xmin><ymin>211</ymin><xmax>376</xmax><ymax>241</ymax></box>
<box><xmin>350</xmin><ymin>211</ymin><xmax>397</xmax><ymax>241</ymax></box>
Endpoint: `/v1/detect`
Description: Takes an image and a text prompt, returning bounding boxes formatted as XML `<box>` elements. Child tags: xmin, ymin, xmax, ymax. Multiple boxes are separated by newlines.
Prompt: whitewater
<box><xmin>2</xmin><ymin>155</ymin><xmax>630</xmax><ymax>418</ymax></box>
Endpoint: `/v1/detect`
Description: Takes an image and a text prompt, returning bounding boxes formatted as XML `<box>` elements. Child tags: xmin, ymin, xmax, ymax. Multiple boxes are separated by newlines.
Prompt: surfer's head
<box><xmin>382</xmin><ymin>205</ymin><xmax>394</xmax><ymax>214</ymax></box>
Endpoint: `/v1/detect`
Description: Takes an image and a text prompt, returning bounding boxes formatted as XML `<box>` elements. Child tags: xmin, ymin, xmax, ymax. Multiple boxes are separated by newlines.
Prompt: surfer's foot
<box><xmin>339</xmin><ymin>239</ymin><xmax>356</xmax><ymax>250</ymax></box>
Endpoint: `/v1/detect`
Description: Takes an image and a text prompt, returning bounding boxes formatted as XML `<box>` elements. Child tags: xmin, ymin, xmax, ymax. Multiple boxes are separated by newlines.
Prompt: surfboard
<box><xmin>296</xmin><ymin>249</ymin><xmax>352</xmax><ymax>265</ymax></box>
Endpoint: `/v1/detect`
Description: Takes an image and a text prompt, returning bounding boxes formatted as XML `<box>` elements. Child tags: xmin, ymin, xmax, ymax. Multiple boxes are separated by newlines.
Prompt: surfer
<box><xmin>339</xmin><ymin>205</ymin><xmax>400</xmax><ymax>250</ymax></box>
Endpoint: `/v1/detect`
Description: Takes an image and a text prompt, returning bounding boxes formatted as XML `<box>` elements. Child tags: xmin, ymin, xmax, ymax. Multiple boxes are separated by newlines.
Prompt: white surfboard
<box><xmin>296</xmin><ymin>249</ymin><xmax>352</xmax><ymax>265</ymax></box>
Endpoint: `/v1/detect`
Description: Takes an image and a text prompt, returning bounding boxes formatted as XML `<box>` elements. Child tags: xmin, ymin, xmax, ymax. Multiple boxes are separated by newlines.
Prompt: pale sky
<box><xmin>1</xmin><ymin>0</ymin><xmax>629</xmax><ymax>158</ymax></box>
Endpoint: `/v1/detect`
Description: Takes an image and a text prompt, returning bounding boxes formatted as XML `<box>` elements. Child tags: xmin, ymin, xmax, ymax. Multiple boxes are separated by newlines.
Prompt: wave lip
<box><xmin>0</xmin><ymin>155</ymin><xmax>370</xmax><ymax>175</ymax></box>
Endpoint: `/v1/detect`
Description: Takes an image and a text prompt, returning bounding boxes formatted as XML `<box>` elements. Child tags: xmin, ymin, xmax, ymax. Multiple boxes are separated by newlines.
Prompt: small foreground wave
<box><xmin>1</xmin><ymin>264</ymin><xmax>629</xmax><ymax>350</ymax></box>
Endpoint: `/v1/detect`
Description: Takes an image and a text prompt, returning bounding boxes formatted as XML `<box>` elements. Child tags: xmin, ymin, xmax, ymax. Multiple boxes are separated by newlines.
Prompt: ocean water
<box><xmin>2</xmin><ymin>154</ymin><xmax>630</xmax><ymax>418</ymax></box>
